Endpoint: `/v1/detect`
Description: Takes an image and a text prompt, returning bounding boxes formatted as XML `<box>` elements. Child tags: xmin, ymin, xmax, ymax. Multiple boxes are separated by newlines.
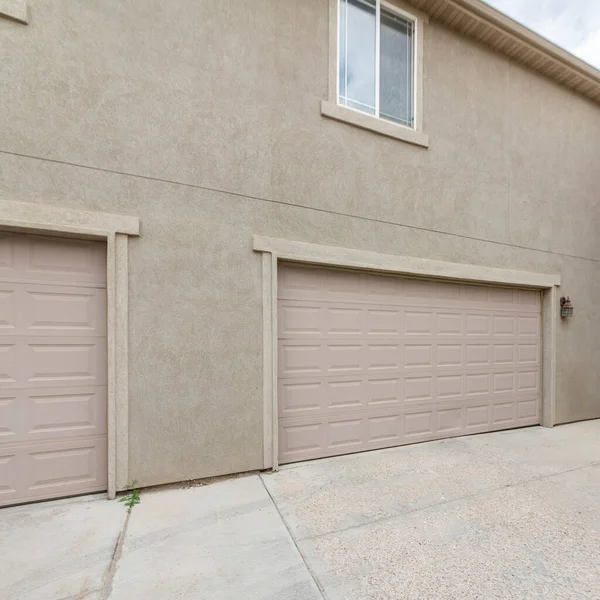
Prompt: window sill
<box><xmin>320</xmin><ymin>101</ymin><xmax>429</xmax><ymax>149</ymax></box>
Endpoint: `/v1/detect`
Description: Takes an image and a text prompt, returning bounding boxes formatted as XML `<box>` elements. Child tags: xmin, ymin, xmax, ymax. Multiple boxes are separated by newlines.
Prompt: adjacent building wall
<box><xmin>1</xmin><ymin>0</ymin><xmax>599</xmax><ymax>487</ymax></box>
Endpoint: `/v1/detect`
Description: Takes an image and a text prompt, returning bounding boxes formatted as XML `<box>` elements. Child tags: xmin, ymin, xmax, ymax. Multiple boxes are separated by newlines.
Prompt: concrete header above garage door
<box><xmin>254</xmin><ymin>237</ymin><xmax>562</xmax><ymax>289</ymax></box>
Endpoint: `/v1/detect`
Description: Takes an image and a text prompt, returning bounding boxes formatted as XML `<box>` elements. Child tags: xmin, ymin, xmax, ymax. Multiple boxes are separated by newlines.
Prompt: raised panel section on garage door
<box><xmin>277</xmin><ymin>263</ymin><xmax>541</xmax><ymax>464</ymax></box>
<box><xmin>0</xmin><ymin>233</ymin><xmax>107</xmax><ymax>506</ymax></box>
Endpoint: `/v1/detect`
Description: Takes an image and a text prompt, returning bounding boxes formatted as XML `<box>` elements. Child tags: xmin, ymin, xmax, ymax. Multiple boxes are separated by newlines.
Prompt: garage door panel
<box><xmin>0</xmin><ymin>284</ymin><xmax>106</xmax><ymax>337</ymax></box>
<box><xmin>404</xmin><ymin>410</ymin><xmax>435</xmax><ymax>438</ymax></box>
<box><xmin>437</xmin><ymin>374</ymin><xmax>463</xmax><ymax>399</ymax></box>
<box><xmin>22</xmin><ymin>387</ymin><xmax>108</xmax><ymax>442</ymax></box>
<box><xmin>279</xmin><ymin>380</ymin><xmax>324</xmax><ymax>416</ymax></box>
<box><xmin>518</xmin><ymin>315</ymin><xmax>540</xmax><ymax>336</ymax></box>
<box><xmin>517</xmin><ymin>370</ymin><xmax>540</xmax><ymax>392</ymax></box>
<box><xmin>366</xmin><ymin>342</ymin><xmax>401</xmax><ymax>371</ymax></box>
<box><xmin>279</xmin><ymin>376</ymin><xmax>405</xmax><ymax>418</ymax></box>
<box><xmin>0</xmin><ymin>234</ymin><xmax>106</xmax><ymax>286</ymax></box>
<box><xmin>465</xmin><ymin>343</ymin><xmax>490</xmax><ymax>366</ymax></box>
<box><xmin>0</xmin><ymin>393</ymin><xmax>18</xmax><ymax>442</ymax></box>
<box><xmin>326</xmin><ymin>306</ymin><xmax>364</xmax><ymax>336</ymax></box>
<box><xmin>279</xmin><ymin>397</ymin><xmax>540</xmax><ymax>464</ymax></box>
<box><xmin>465</xmin><ymin>372</ymin><xmax>491</xmax><ymax>396</ymax></box>
<box><xmin>462</xmin><ymin>284</ymin><xmax>491</xmax><ymax>303</ymax></box>
<box><xmin>493</xmin><ymin>315</ymin><xmax>516</xmax><ymax>335</ymax></box>
<box><xmin>516</xmin><ymin>289</ymin><xmax>541</xmax><ymax>310</ymax></box>
<box><xmin>278</xmin><ymin>302</ymin><xmax>323</xmax><ymax>337</ymax></box>
<box><xmin>518</xmin><ymin>343</ymin><xmax>539</xmax><ymax>363</ymax></box>
<box><xmin>0</xmin><ymin>342</ymin><xmax>18</xmax><ymax>384</ymax></box>
<box><xmin>326</xmin><ymin>379</ymin><xmax>364</xmax><ymax>411</ymax></box>
<box><xmin>493</xmin><ymin>372</ymin><xmax>515</xmax><ymax>394</ymax></box>
<box><xmin>493</xmin><ymin>344</ymin><xmax>515</xmax><ymax>365</ymax></box>
<box><xmin>22</xmin><ymin>285</ymin><xmax>106</xmax><ymax>336</ymax></box>
<box><xmin>278</xmin><ymin>264</ymin><xmax>328</xmax><ymax>301</ymax></box>
<box><xmin>404</xmin><ymin>375</ymin><xmax>434</xmax><ymax>402</ymax></box>
<box><xmin>404</xmin><ymin>343</ymin><xmax>434</xmax><ymax>369</ymax></box>
<box><xmin>436</xmin><ymin>312</ymin><xmax>463</xmax><ymax>335</ymax></box>
<box><xmin>0</xmin><ymin>234</ymin><xmax>107</xmax><ymax>506</ymax></box>
<box><xmin>365</xmin><ymin>272</ymin><xmax>405</xmax><ymax>300</ymax></box>
<box><xmin>0</xmin><ymin>451</ymin><xmax>19</xmax><ymax>504</ymax></box>
<box><xmin>466</xmin><ymin>313</ymin><xmax>492</xmax><ymax>335</ymax></box>
<box><xmin>21</xmin><ymin>236</ymin><xmax>107</xmax><ymax>286</ymax></box>
<box><xmin>368</xmin><ymin>413</ymin><xmax>402</xmax><ymax>445</ymax></box>
<box><xmin>437</xmin><ymin>343</ymin><xmax>464</xmax><ymax>367</ymax></box>
<box><xmin>327</xmin><ymin>343</ymin><xmax>363</xmax><ymax>373</ymax></box>
<box><xmin>280</xmin><ymin>340</ymin><xmax>409</xmax><ymax>377</ymax></box>
<box><xmin>437</xmin><ymin>406</ymin><xmax>463</xmax><ymax>433</ymax></box>
<box><xmin>0</xmin><ymin>388</ymin><xmax>106</xmax><ymax>444</ymax></box>
<box><xmin>493</xmin><ymin>402</ymin><xmax>515</xmax><ymax>424</ymax></box>
<box><xmin>23</xmin><ymin>337</ymin><xmax>107</xmax><ymax>388</ymax></box>
<box><xmin>518</xmin><ymin>398</ymin><xmax>538</xmax><ymax>419</ymax></box>
<box><xmin>0</xmin><ymin>287</ymin><xmax>17</xmax><ymax>332</ymax></box>
<box><xmin>279</xmin><ymin>266</ymin><xmax>541</xmax><ymax>312</ymax></box>
<box><xmin>279</xmin><ymin>421</ymin><xmax>325</xmax><ymax>461</ymax></box>
<box><xmin>27</xmin><ymin>439</ymin><xmax>106</xmax><ymax>490</ymax></box>
<box><xmin>329</xmin><ymin>417</ymin><xmax>364</xmax><ymax>451</ymax></box>
<box><xmin>279</xmin><ymin>301</ymin><xmax>410</xmax><ymax>339</ymax></box>
<box><xmin>0</xmin><ymin>440</ymin><xmax>107</xmax><ymax>507</ymax></box>
<box><xmin>366</xmin><ymin>307</ymin><xmax>402</xmax><ymax>336</ymax></box>
<box><xmin>280</xmin><ymin>280</ymin><xmax>540</xmax><ymax>314</ymax></box>
<box><xmin>278</xmin><ymin>264</ymin><xmax>541</xmax><ymax>464</ymax></box>
<box><xmin>405</xmin><ymin>310</ymin><xmax>435</xmax><ymax>335</ymax></box>
<box><xmin>465</xmin><ymin>404</ymin><xmax>492</xmax><ymax>429</ymax></box>
<box><xmin>279</xmin><ymin>342</ymin><xmax>324</xmax><ymax>377</ymax></box>
<box><xmin>280</xmin><ymin>369</ymin><xmax>539</xmax><ymax>407</ymax></box>
<box><xmin>0</xmin><ymin>233</ymin><xmax>20</xmax><ymax>279</ymax></box>
<box><xmin>323</xmin><ymin>269</ymin><xmax>367</xmax><ymax>300</ymax></box>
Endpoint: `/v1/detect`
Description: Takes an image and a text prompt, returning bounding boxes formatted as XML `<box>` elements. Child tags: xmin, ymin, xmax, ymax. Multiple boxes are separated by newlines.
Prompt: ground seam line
<box><xmin>297</xmin><ymin>460</ymin><xmax>600</xmax><ymax>542</ymax></box>
<box><xmin>99</xmin><ymin>509</ymin><xmax>131</xmax><ymax>600</ymax></box>
<box><xmin>259</xmin><ymin>474</ymin><xmax>331</xmax><ymax>600</ymax></box>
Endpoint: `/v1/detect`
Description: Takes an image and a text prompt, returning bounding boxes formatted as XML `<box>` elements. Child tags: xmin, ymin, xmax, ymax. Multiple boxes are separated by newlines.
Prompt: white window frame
<box><xmin>322</xmin><ymin>0</ymin><xmax>429</xmax><ymax>148</ymax></box>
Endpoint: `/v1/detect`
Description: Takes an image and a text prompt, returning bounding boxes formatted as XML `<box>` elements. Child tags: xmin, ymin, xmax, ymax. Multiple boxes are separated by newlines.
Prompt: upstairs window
<box><xmin>338</xmin><ymin>0</ymin><xmax>416</xmax><ymax>128</ymax></box>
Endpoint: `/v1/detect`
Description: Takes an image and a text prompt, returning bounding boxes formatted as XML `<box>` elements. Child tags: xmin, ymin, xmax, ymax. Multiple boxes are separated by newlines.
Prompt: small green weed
<box><xmin>118</xmin><ymin>480</ymin><xmax>141</xmax><ymax>513</ymax></box>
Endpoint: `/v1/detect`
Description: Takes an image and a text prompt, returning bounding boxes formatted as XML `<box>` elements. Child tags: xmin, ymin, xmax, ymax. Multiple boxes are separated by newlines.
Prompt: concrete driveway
<box><xmin>2</xmin><ymin>421</ymin><xmax>600</xmax><ymax>600</ymax></box>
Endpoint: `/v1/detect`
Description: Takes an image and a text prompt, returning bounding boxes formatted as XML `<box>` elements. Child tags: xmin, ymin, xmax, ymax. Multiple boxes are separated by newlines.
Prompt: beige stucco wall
<box><xmin>1</xmin><ymin>0</ymin><xmax>599</xmax><ymax>487</ymax></box>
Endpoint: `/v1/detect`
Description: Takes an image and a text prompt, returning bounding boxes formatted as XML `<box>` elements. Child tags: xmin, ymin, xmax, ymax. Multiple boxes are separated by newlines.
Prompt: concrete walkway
<box><xmin>0</xmin><ymin>494</ymin><xmax>126</xmax><ymax>600</ymax></box>
<box><xmin>2</xmin><ymin>421</ymin><xmax>599</xmax><ymax>599</ymax></box>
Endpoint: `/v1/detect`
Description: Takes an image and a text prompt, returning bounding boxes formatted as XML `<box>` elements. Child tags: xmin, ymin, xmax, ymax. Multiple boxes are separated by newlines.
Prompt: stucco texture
<box><xmin>0</xmin><ymin>0</ymin><xmax>599</xmax><ymax>487</ymax></box>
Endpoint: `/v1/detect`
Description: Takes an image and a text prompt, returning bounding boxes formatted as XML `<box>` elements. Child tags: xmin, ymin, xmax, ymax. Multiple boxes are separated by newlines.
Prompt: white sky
<box><xmin>484</xmin><ymin>0</ymin><xmax>600</xmax><ymax>69</ymax></box>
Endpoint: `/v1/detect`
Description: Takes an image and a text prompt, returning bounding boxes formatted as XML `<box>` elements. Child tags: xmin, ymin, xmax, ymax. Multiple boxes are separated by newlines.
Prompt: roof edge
<box><xmin>453</xmin><ymin>0</ymin><xmax>600</xmax><ymax>82</ymax></box>
<box><xmin>406</xmin><ymin>0</ymin><xmax>600</xmax><ymax>104</ymax></box>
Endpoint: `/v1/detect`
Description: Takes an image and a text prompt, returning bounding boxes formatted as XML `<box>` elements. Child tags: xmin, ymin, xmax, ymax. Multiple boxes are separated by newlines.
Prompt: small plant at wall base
<box><xmin>118</xmin><ymin>480</ymin><xmax>141</xmax><ymax>513</ymax></box>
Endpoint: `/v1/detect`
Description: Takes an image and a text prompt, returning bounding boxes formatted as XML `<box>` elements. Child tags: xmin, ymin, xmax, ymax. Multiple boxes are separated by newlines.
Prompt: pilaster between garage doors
<box><xmin>0</xmin><ymin>199</ymin><xmax>139</xmax><ymax>498</ymax></box>
<box><xmin>254</xmin><ymin>236</ymin><xmax>561</xmax><ymax>471</ymax></box>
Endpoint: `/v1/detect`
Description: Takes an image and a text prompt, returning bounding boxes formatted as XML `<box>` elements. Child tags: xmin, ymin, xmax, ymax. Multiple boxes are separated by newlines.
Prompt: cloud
<box><xmin>484</xmin><ymin>0</ymin><xmax>600</xmax><ymax>68</ymax></box>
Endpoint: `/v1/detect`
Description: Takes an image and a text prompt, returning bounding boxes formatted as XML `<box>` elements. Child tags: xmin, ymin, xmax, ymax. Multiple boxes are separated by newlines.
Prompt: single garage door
<box><xmin>0</xmin><ymin>233</ymin><xmax>107</xmax><ymax>506</ymax></box>
<box><xmin>278</xmin><ymin>263</ymin><xmax>541</xmax><ymax>464</ymax></box>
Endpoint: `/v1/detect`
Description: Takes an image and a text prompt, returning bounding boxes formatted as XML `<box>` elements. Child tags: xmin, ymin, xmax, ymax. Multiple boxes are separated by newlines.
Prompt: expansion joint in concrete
<box><xmin>260</xmin><ymin>474</ymin><xmax>330</xmax><ymax>600</ymax></box>
<box><xmin>100</xmin><ymin>510</ymin><xmax>131</xmax><ymax>600</ymax></box>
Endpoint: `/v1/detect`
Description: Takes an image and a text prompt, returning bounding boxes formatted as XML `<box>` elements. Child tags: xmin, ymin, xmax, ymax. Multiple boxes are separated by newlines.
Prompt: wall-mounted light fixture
<box><xmin>560</xmin><ymin>297</ymin><xmax>574</xmax><ymax>319</ymax></box>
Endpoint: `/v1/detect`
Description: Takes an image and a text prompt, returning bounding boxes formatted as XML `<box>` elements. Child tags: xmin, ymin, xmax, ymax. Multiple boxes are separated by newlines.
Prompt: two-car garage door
<box><xmin>278</xmin><ymin>263</ymin><xmax>541</xmax><ymax>464</ymax></box>
<box><xmin>0</xmin><ymin>233</ymin><xmax>107</xmax><ymax>507</ymax></box>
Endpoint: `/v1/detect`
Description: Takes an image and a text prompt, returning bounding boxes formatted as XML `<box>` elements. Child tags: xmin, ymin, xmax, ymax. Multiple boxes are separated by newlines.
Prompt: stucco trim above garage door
<box><xmin>254</xmin><ymin>236</ymin><xmax>561</xmax><ymax>471</ymax></box>
<box><xmin>0</xmin><ymin>199</ymin><xmax>140</xmax><ymax>499</ymax></box>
